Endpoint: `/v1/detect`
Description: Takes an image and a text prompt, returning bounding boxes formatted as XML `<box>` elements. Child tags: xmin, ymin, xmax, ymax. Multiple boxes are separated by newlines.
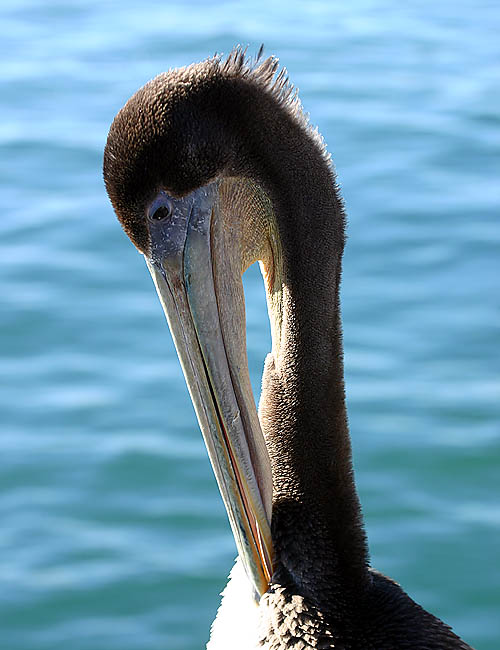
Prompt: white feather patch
<box><xmin>206</xmin><ymin>557</ymin><xmax>262</xmax><ymax>650</ymax></box>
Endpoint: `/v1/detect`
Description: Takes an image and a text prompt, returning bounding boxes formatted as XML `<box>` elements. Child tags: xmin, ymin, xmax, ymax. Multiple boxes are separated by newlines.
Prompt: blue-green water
<box><xmin>1</xmin><ymin>1</ymin><xmax>499</xmax><ymax>648</ymax></box>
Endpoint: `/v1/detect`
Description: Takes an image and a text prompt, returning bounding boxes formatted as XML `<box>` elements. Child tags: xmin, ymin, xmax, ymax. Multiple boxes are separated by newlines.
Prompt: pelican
<box><xmin>103</xmin><ymin>48</ymin><xmax>473</xmax><ymax>649</ymax></box>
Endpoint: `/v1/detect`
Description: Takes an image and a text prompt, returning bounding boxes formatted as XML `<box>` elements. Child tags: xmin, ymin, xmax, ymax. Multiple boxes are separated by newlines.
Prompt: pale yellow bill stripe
<box><xmin>145</xmin><ymin>237</ymin><xmax>273</xmax><ymax>599</ymax></box>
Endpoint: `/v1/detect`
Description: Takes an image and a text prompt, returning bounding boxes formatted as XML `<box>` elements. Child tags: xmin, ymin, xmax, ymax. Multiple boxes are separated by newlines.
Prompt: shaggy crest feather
<box><xmin>216</xmin><ymin>46</ymin><xmax>331</xmax><ymax>165</ymax></box>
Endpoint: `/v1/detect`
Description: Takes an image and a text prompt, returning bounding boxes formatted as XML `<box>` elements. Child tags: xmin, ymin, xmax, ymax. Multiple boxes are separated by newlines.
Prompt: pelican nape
<box><xmin>103</xmin><ymin>48</ymin><xmax>473</xmax><ymax>649</ymax></box>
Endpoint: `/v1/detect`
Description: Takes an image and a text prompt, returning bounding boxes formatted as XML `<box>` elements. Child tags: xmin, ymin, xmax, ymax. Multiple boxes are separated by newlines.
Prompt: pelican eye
<box><xmin>149</xmin><ymin>202</ymin><xmax>173</xmax><ymax>221</ymax></box>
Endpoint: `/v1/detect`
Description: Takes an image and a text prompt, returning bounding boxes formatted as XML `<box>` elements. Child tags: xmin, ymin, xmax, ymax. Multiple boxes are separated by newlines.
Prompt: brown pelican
<box><xmin>103</xmin><ymin>48</ymin><xmax>473</xmax><ymax>649</ymax></box>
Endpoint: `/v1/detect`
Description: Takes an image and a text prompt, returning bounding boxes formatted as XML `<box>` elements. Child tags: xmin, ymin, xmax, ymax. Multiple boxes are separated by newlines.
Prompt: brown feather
<box><xmin>103</xmin><ymin>47</ymin><xmax>474</xmax><ymax>649</ymax></box>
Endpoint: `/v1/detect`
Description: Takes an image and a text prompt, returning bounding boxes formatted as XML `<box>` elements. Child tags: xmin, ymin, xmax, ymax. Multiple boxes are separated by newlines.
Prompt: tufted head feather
<box><xmin>103</xmin><ymin>46</ymin><xmax>331</xmax><ymax>253</ymax></box>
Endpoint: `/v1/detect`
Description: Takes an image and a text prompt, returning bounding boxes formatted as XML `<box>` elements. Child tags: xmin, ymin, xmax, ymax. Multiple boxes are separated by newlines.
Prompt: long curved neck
<box><xmin>260</xmin><ymin>251</ymin><xmax>370</xmax><ymax>608</ymax></box>
<box><xmin>236</xmin><ymin>92</ymin><xmax>370</xmax><ymax>607</ymax></box>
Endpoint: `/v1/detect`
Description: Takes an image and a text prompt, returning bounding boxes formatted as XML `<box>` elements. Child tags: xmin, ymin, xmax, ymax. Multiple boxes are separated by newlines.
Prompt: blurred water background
<box><xmin>1</xmin><ymin>1</ymin><xmax>499</xmax><ymax>648</ymax></box>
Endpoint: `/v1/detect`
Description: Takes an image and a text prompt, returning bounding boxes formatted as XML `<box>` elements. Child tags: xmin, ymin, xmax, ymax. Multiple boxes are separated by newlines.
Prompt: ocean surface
<box><xmin>1</xmin><ymin>1</ymin><xmax>499</xmax><ymax>648</ymax></box>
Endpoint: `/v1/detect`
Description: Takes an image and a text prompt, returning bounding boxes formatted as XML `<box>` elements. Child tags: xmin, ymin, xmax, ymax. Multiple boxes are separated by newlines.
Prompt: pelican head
<box><xmin>104</xmin><ymin>47</ymin><xmax>347</xmax><ymax>599</ymax></box>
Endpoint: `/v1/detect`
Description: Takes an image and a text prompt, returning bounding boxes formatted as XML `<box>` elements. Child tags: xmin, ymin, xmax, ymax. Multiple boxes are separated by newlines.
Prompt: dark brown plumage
<box><xmin>104</xmin><ymin>48</ymin><xmax>474</xmax><ymax>649</ymax></box>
